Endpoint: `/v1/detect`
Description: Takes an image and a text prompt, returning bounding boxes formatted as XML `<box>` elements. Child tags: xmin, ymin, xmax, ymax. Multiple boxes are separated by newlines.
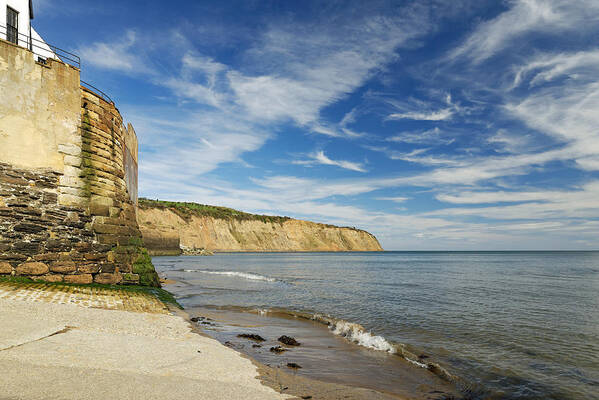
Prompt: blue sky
<box><xmin>34</xmin><ymin>0</ymin><xmax>599</xmax><ymax>250</ymax></box>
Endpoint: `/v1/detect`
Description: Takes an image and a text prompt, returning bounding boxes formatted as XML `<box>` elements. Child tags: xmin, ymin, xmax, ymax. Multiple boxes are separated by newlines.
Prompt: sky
<box><xmin>33</xmin><ymin>0</ymin><xmax>599</xmax><ymax>250</ymax></box>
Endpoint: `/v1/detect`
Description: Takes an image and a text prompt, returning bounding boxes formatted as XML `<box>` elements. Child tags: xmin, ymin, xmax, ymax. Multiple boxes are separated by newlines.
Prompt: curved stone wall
<box><xmin>0</xmin><ymin>39</ymin><xmax>159</xmax><ymax>286</ymax></box>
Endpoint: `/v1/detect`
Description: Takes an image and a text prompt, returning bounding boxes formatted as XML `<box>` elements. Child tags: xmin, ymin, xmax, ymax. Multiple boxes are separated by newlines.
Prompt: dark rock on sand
<box><xmin>270</xmin><ymin>346</ymin><xmax>286</xmax><ymax>354</ymax></box>
<box><xmin>238</xmin><ymin>333</ymin><xmax>266</xmax><ymax>342</ymax></box>
<box><xmin>278</xmin><ymin>335</ymin><xmax>301</xmax><ymax>346</ymax></box>
<box><xmin>287</xmin><ymin>363</ymin><xmax>302</xmax><ymax>369</ymax></box>
<box><xmin>191</xmin><ymin>316</ymin><xmax>214</xmax><ymax>323</ymax></box>
<box><xmin>252</xmin><ymin>344</ymin><xmax>262</xmax><ymax>348</ymax></box>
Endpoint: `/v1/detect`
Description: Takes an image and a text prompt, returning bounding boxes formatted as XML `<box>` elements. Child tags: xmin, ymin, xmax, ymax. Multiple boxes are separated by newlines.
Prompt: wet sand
<box><xmin>189</xmin><ymin>306</ymin><xmax>461</xmax><ymax>400</ymax></box>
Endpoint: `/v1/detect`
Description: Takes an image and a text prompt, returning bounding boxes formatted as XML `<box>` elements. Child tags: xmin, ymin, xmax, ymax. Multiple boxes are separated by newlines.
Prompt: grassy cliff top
<box><xmin>138</xmin><ymin>198</ymin><xmax>291</xmax><ymax>224</ymax></box>
<box><xmin>138</xmin><ymin>198</ymin><xmax>372</xmax><ymax>234</ymax></box>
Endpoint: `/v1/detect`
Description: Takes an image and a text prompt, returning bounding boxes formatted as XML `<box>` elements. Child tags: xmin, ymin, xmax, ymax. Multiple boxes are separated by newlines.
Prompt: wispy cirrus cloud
<box><xmin>386</xmin><ymin>93</ymin><xmax>460</xmax><ymax>121</ymax></box>
<box><xmin>71</xmin><ymin>0</ymin><xmax>599</xmax><ymax>250</ymax></box>
<box><xmin>293</xmin><ymin>150</ymin><xmax>367</xmax><ymax>173</ymax></box>
<box><xmin>387</xmin><ymin>108</ymin><xmax>453</xmax><ymax>121</ymax></box>
<box><xmin>387</xmin><ymin>127</ymin><xmax>455</xmax><ymax>145</ymax></box>
<box><xmin>79</xmin><ymin>31</ymin><xmax>152</xmax><ymax>73</ymax></box>
<box><xmin>450</xmin><ymin>0</ymin><xmax>599</xmax><ymax>64</ymax></box>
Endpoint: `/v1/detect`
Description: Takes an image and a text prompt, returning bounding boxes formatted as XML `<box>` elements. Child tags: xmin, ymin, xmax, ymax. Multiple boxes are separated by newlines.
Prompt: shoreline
<box><xmin>181</xmin><ymin>304</ymin><xmax>461</xmax><ymax>400</ymax></box>
<box><xmin>182</xmin><ymin>301</ymin><xmax>404</xmax><ymax>399</ymax></box>
<box><xmin>0</xmin><ymin>280</ymin><xmax>410</xmax><ymax>399</ymax></box>
<box><xmin>159</xmin><ymin>276</ymin><xmax>460</xmax><ymax>400</ymax></box>
<box><xmin>151</xmin><ymin>250</ymin><xmax>386</xmax><ymax>256</ymax></box>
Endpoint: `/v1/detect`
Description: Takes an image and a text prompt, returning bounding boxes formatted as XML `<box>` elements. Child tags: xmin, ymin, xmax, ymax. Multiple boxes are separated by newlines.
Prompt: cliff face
<box><xmin>137</xmin><ymin>205</ymin><xmax>383</xmax><ymax>254</ymax></box>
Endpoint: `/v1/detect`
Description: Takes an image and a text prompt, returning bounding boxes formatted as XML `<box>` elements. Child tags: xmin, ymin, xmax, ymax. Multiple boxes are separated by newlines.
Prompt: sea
<box><xmin>152</xmin><ymin>251</ymin><xmax>599</xmax><ymax>400</ymax></box>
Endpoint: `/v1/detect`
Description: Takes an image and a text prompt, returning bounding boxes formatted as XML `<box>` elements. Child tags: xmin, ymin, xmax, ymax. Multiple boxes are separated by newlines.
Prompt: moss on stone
<box><xmin>0</xmin><ymin>276</ymin><xmax>181</xmax><ymax>308</ymax></box>
<box><xmin>80</xmin><ymin>111</ymin><xmax>95</xmax><ymax>199</ymax></box>
<box><xmin>132</xmin><ymin>247</ymin><xmax>160</xmax><ymax>287</ymax></box>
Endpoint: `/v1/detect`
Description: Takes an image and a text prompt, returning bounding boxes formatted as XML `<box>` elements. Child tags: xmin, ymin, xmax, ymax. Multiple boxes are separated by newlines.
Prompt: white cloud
<box><xmin>160</xmin><ymin>78</ymin><xmax>223</xmax><ymax>108</ymax></box>
<box><xmin>127</xmin><ymin>107</ymin><xmax>270</xmax><ymax>185</ymax></box>
<box><xmin>450</xmin><ymin>0</ymin><xmax>599</xmax><ymax>64</ymax></box>
<box><xmin>293</xmin><ymin>151</ymin><xmax>367</xmax><ymax>173</ymax></box>
<box><xmin>75</xmin><ymin>3</ymin><xmax>599</xmax><ymax>250</ymax></box>
<box><xmin>386</xmin><ymin>92</ymin><xmax>461</xmax><ymax>121</ymax></box>
<box><xmin>436</xmin><ymin>187</ymin><xmax>574</xmax><ymax>204</ymax></box>
<box><xmin>387</xmin><ymin>108</ymin><xmax>454</xmax><ymax>121</ymax></box>
<box><xmin>377</xmin><ymin>197</ymin><xmax>409</xmax><ymax>203</ymax></box>
<box><xmin>228</xmin><ymin>15</ymin><xmax>429</xmax><ymax>128</ymax></box>
<box><xmin>426</xmin><ymin>182</ymin><xmax>599</xmax><ymax>221</ymax></box>
<box><xmin>512</xmin><ymin>50</ymin><xmax>599</xmax><ymax>88</ymax></box>
<box><xmin>387</xmin><ymin>127</ymin><xmax>455</xmax><ymax>145</ymax></box>
<box><xmin>487</xmin><ymin>130</ymin><xmax>535</xmax><ymax>154</ymax></box>
<box><xmin>79</xmin><ymin>31</ymin><xmax>151</xmax><ymax>73</ymax></box>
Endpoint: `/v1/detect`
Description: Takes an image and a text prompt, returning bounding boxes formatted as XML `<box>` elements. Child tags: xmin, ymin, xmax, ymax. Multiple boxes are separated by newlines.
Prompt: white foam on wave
<box><xmin>183</xmin><ymin>269</ymin><xmax>277</xmax><ymax>282</ymax></box>
<box><xmin>309</xmin><ymin>313</ymin><xmax>398</xmax><ymax>354</ymax></box>
<box><xmin>330</xmin><ymin>320</ymin><xmax>397</xmax><ymax>353</ymax></box>
<box><xmin>310</xmin><ymin>314</ymin><xmax>434</xmax><ymax>371</ymax></box>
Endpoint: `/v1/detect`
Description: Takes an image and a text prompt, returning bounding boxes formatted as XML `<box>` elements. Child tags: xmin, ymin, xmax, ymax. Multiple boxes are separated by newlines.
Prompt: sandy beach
<box><xmin>0</xmin><ymin>284</ymin><xmax>288</xmax><ymax>400</ymax></box>
<box><xmin>0</xmin><ymin>283</ymin><xmax>402</xmax><ymax>400</ymax></box>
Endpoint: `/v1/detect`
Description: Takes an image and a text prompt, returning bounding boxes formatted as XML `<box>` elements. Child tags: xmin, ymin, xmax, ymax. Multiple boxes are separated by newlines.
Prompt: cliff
<box><xmin>137</xmin><ymin>199</ymin><xmax>383</xmax><ymax>254</ymax></box>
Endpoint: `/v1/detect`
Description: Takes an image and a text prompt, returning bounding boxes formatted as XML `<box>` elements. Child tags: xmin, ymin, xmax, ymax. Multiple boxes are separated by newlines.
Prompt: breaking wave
<box><xmin>252</xmin><ymin>307</ymin><xmax>454</xmax><ymax>381</ymax></box>
<box><xmin>183</xmin><ymin>269</ymin><xmax>277</xmax><ymax>282</ymax></box>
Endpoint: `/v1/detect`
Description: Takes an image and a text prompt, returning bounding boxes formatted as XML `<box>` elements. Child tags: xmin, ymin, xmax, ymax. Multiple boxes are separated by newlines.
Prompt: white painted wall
<box><xmin>0</xmin><ymin>0</ymin><xmax>31</xmax><ymax>48</ymax></box>
<box><xmin>0</xmin><ymin>1</ymin><xmax>56</xmax><ymax>60</ymax></box>
<box><xmin>31</xmin><ymin>26</ymin><xmax>54</xmax><ymax>59</ymax></box>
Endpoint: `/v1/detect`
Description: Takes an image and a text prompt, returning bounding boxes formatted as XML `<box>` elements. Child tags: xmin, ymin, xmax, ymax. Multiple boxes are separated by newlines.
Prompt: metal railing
<box><xmin>0</xmin><ymin>23</ymin><xmax>80</xmax><ymax>69</ymax></box>
<box><xmin>80</xmin><ymin>80</ymin><xmax>114</xmax><ymax>105</ymax></box>
<box><xmin>0</xmin><ymin>24</ymin><xmax>118</xmax><ymax>105</ymax></box>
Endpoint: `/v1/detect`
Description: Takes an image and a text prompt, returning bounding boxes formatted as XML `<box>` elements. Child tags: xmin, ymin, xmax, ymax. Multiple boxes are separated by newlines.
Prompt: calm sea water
<box><xmin>153</xmin><ymin>252</ymin><xmax>599</xmax><ymax>400</ymax></box>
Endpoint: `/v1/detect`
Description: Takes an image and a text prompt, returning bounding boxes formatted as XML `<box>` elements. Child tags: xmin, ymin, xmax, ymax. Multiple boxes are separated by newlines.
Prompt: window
<box><xmin>6</xmin><ymin>7</ymin><xmax>18</xmax><ymax>45</ymax></box>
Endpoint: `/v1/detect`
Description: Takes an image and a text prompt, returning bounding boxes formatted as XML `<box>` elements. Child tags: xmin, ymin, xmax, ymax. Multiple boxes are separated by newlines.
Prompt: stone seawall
<box><xmin>0</xmin><ymin>39</ymin><xmax>159</xmax><ymax>286</ymax></box>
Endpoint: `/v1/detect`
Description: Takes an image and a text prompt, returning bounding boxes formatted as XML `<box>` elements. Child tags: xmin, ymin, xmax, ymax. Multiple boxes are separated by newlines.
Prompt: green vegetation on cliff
<box><xmin>138</xmin><ymin>198</ymin><xmax>373</xmax><ymax>235</ymax></box>
<box><xmin>139</xmin><ymin>198</ymin><xmax>291</xmax><ymax>224</ymax></box>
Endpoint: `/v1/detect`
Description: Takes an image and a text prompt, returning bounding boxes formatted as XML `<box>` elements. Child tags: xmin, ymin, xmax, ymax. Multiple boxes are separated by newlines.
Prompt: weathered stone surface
<box><xmin>13</xmin><ymin>222</ymin><xmax>46</xmax><ymax>234</ymax></box>
<box><xmin>38</xmin><ymin>274</ymin><xmax>63</xmax><ymax>283</ymax></box>
<box><xmin>0</xmin><ymin>44</ymin><xmax>158</xmax><ymax>286</ymax></box>
<box><xmin>83</xmin><ymin>253</ymin><xmax>104</xmax><ymax>261</ymax></box>
<box><xmin>100</xmin><ymin>263</ymin><xmax>117</xmax><ymax>273</ymax></box>
<box><xmin>33</xmin><ymin>253</ymin><xmax>60</xmax><ymax>262</ymax></box>
<box><xmin>122</xmin><ymin>273</ymin><xmax>140</xmax><ymax>285</ymax></box>
<box><xmin>0</xmin><ymin>253</ymin><xmax>27</xmax><ymax>262</ymax></box>
<box><xmin>0</xmin><ymin>262</ymin><xmax>12</xmax><ymax>275</ymax></box>
<box><xmin>64</xmin><ymin>274</ymin><xmax>93</xmax><ymax>284</ymax></box>
<box><xmin>50</xmin><ymin>261</ymin><xmax>77</xmax><ymax>274</ymax></box>
<box><xmin>16</xmin><ymin>262</ymin><xmax>49</xmax><ymax>276</ymax></box>
<box><xmin>94</xmin><ymin>273</ymin><xmax>122</xmax><ymax>285</ymax></box>
<box><xmin>78</xmin><ymin>263</ymin><xmax>100</xmax><ymax>274</ymax></box>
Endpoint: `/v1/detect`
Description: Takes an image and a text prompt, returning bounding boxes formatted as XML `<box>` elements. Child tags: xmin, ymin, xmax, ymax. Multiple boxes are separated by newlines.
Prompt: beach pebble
<box><xmin>287</xmin><ymin>362</ymin><xmax>302</xmax><ymax>369</ymax></box>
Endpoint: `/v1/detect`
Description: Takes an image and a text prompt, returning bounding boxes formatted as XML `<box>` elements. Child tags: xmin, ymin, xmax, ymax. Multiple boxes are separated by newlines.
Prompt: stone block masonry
<box><xmin>0</xmin><ymin>38</ymin><xmax>159</xmax><ymax>286</ymax></box>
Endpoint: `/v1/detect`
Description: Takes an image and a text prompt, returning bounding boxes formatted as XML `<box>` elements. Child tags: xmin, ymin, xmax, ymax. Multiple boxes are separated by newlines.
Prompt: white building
<box><xmin>1</xmin><ymin>0</ymin><xmax>56</xmax><ymax>61</ymax></box>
